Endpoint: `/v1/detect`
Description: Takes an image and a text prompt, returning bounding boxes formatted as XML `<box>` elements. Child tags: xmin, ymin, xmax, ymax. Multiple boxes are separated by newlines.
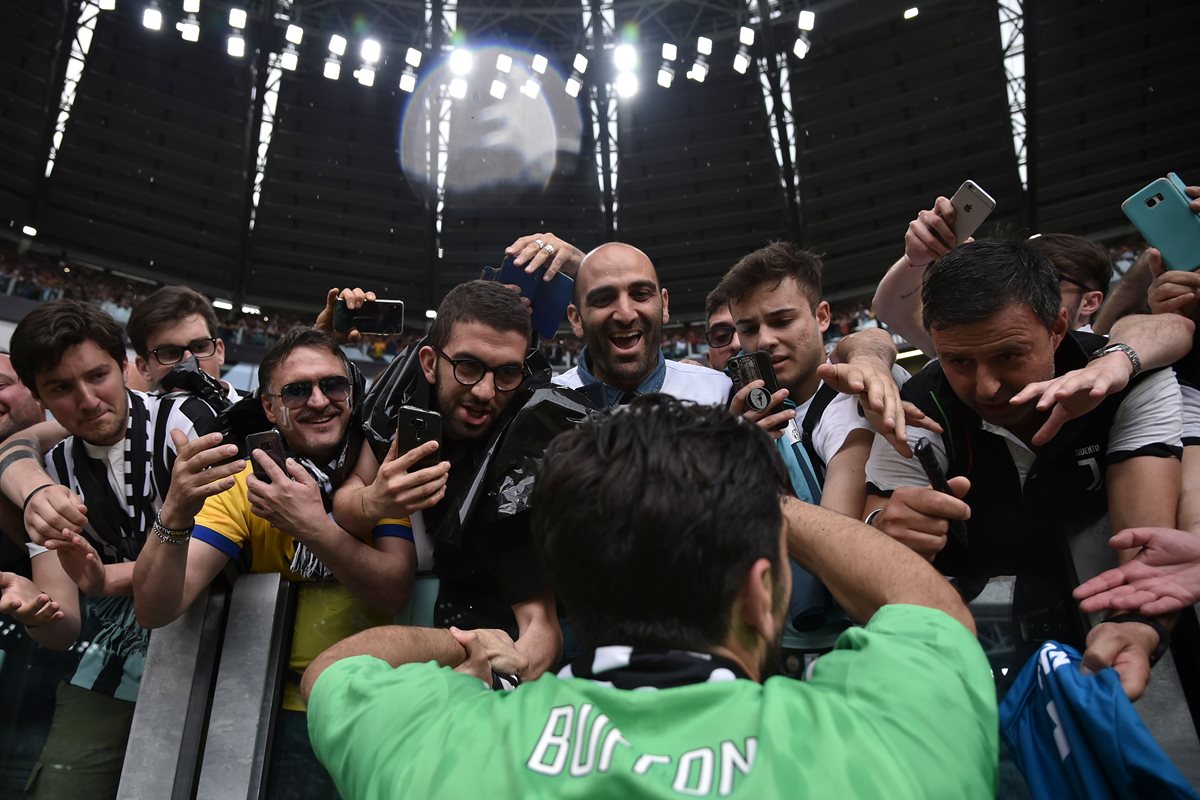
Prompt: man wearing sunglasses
<box><xmin>704</xmin><ymin>288</ymin><xmax>741</xmax><ymax>372</ymax></box>
<box><xmin>333</xmin><ymin>280</ymin><xmax>565</xmax><ymax>681</ymax></box>
<box><xmin>132</xmin><ymin>326</ymin><xmax>416</xmax><ymax>799</ymax></box>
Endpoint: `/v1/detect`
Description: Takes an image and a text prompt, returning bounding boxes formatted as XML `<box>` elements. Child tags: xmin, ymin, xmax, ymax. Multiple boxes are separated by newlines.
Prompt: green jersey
<box><xmin>308</xmin><ymin>604</ymin><xmax>997</xmax><ymax>798</ymax></box>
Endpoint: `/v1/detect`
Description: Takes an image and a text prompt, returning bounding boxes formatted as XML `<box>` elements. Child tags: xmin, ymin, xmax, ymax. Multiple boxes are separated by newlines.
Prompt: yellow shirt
<box><xmin>193</xmin><ymin>462</ymin><xmax>412</xmax><ymax>709</ymax></box>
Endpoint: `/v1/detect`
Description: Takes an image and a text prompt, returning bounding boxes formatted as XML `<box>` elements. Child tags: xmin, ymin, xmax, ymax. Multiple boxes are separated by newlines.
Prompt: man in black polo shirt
<box><xmin>863</xmin><ymin>240</ymin><xmax>1183</xmax><ymax>701</ymax></box>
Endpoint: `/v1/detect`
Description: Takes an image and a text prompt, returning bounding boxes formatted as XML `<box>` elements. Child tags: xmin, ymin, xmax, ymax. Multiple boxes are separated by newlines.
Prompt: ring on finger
<box><xmin>534</xmin><ymin>238</ymin><xmax>545</xmax><ymax>249</ymax></box>
<box><xmin>543</xmin><ymin>244</ymin><xmax>555</xmax><ymax>256</ymax></box>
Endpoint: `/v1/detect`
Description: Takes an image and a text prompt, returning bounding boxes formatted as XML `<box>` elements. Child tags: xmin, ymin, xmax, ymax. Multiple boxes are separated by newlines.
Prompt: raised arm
<box><xmin>332</xmin><ymin>438</ymin><xmax>448</xmax><ymax>537</ymax></box>
<box><xmin>782</xmin><ymin>495</ymin><xmax>974</xmax><ymax>634</ymax></box>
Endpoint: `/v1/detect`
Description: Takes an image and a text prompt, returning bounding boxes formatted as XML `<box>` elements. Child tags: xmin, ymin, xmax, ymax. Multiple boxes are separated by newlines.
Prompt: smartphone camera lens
<box><xmin>411</xmin><ymin>419</ymin><xmax>425</xmax><ymax>430</ymax></box>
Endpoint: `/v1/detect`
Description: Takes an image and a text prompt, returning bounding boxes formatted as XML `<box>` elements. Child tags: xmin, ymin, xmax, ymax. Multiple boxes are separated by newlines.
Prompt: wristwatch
<box><xmin>1090</xmin><ymin>342</ymin><xmax>1142</xmax><ymax>379</ymax></box>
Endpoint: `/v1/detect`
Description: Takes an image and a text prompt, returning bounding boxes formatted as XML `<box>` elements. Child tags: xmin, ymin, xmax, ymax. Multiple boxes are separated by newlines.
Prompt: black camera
<box><xmin>159</xmin><ymin>357</ymin><xmax>241</xmax><ymax>459</ymax></box>
<box><xmin>727</xmin><ymin>351</ymin><xmax>781</xmax><ymax>412</ymax></box>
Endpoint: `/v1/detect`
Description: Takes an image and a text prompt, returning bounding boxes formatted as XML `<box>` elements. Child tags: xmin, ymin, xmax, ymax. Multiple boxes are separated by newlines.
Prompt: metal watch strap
<box><xmin>1091</xmin><ymin>342</ymin><xmax>1142</xmax><ymax>378</ymax></box>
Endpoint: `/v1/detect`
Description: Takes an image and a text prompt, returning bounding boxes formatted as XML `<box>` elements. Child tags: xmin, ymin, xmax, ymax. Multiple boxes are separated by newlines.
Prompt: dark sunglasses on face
<box><xmin>706</xmin><ymin>324</ymin><xmax>736</xmax><ymax>349</ymax></box>
<box><xmin>150</xmin><ymin>337</ymin><xmax>218</xmax><ymax>366</ymax></box>
<box><xmin>270</xmin><ymin>375</ymin><xmax>352</xmax><ymax>409</ymax></box>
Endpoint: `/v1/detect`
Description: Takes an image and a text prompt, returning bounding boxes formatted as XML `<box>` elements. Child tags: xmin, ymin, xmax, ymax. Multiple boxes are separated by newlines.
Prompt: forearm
<box><xmin>871</xmin><ymin>255</ymin><xmax>935</xmax><ymax>357</ymax></box>
<box><xmin>833</xmin><ymin>327</ymin><xmax>897</xmax><ymax>368</ymax></box>
<box><xmin>91</xmin><ymin>562</ymin><xmax>135</xmax><ymax>597</ymax></box>
<box><xmin>512</xmin><ymin>591</ymin><xmax>562</xmax><ymax>679</ymax></box>
<box><xmin>299</xmin><ymin>522</ymin><xmax>414</xmax><ymax>613</ymax></box>
<box><xmin>1093</xmin><ymin>261</ymin><xmax>1153</xmax><ymax>335</ymax></box>
<box><xmin>331</xmin><ymin>477</ymin><xmax>375</xmax><ymax>537</ymax></box>
<box><xmin>0</xmin><ymin>435</ymin><xmax>54</xmax><ymax>507</ymax></box>
<box><xmin>132</xmin><ymin>534</ymin><xmax>192</xmax><ymax>628</ymax></box>
<box><xmin>301</xmin><ymin>625</ymin><xmax>465</xmax><ymax>702</ymax></box>
<box><xmin>782</xmin><ymin>496</ymin><xmax>975</xmax><ymax>633</ymax></box>
<box><xmin>1180</xmin><ymin>447</ymin><xmax>1200</xmax><ymax>535</ymax></box>
<box><xmin>1107</xmin><ymin>313</ymin><xmax>1195</xmax><ymax>369</ymax></box>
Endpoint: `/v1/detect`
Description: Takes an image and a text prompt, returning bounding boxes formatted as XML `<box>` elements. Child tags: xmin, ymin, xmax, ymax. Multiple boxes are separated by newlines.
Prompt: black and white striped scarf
<box><xmin>558</xmin><ymin>646</ymin><xmax>748</xmax><ymax>690</ymax></box>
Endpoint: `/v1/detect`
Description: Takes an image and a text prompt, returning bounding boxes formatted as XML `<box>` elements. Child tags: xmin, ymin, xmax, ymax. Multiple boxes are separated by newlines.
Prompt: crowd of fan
<box><xmin>1</xmin><ymin>188</ymin><xmax>1199</xmax><ymax>800</ymax></box>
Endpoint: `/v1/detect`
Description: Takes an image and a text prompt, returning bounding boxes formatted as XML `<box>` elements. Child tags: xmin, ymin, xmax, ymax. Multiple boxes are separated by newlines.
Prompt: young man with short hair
<box><xmin>303</xmin><ymin>397</ymin><xmax>995</xmax><ymax>798</ymax></box>
<box><xmin>126</xmin><ymin>285</ymin><xmax>240</xmax><ymax>401</ymax></box>
<box><xmin>0</xmin><ymin>300</ymin><xmax>227</xmax><ymax>799</ymax></box>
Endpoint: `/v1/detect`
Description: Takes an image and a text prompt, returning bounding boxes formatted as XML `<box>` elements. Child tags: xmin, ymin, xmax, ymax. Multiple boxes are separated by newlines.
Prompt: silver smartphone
<box><xmin>949</xmin><ymin>180</ymin><xmax>997</xmax><ymax>242</ymax></box>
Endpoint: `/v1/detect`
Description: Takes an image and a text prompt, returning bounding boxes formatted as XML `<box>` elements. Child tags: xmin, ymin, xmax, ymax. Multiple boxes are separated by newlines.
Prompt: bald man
<box><xmin>553</xmin><ymin>243</ymin><xmax>731</xmax><ymax>406</ymax></box>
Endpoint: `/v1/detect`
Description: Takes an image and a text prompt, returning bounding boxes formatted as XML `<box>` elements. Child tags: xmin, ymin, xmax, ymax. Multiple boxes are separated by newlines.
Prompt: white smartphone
<box><xmin>948</xmin><ymin>180</ymin><xmax>997</xmax><ymax>242</ymax></box>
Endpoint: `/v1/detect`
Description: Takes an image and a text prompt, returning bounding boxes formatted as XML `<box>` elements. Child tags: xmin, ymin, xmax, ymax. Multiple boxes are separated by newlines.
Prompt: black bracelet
<box><xmin>1105</xmin><ymin>613</ymin><xmax>1171</xmax><ymax>666</ymax></box>
<box><xmin>21</xmin><ymin>483</ymin><xmax>55</xmax><ymax>514</ymax></box>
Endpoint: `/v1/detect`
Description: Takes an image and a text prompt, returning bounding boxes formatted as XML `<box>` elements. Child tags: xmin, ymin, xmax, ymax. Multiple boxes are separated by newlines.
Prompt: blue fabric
<box><xmin>999</xmin><ymin>640</ymin><xmax>1199</xmax><ymax>800</ymax></box>
<box><xmin>192</xmin><ymin>525</ymin><xmax>241</xmax><ymax>560</ymax></box>
<box><xmin>372</xmin><ymin>523</ymin><xmax>414</xmax><ymax>541</ymax></box>
<box><xmin>574</xmin><ymin>347</ymin><xmax>666</xmax><ymax>407</ymax></box>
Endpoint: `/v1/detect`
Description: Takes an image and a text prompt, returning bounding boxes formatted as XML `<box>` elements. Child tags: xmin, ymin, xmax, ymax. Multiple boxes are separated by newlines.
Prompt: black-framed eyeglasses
<box><xmin>269</xmin><ymin>375</ymin><xmax>352</xmax><ymax>409</ymax></box>
<box><xmin>1059</xmin><ymin>275</ymin><xmax>1098</xmax><ymax>294</ymax></box>
<box><xmin>150</xmin><ymin>337</ymin><xmax>218</xmax><ymax>366</ymax></box>
<box><xmin>436</xmin><ymin>349</ymin><xmax>525</xmax><ymax>392</ymax></box>
<box><xmin>706</xmin><ymin>324</ymin><xmax>736</xmax><ymax>349</ymax></box>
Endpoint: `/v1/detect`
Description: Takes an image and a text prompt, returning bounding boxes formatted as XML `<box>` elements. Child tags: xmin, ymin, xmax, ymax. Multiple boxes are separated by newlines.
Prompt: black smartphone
<box><xmin>395</xmin><ymin>405</ymin><xmax>442</xmax><ymax>471</ymax></box>
<box><xmin>727</xmin><ymin>351</ymin><xmax>781</xmax><ymax>413</ymax></box>
<box><xmin>333</xmin><ymin>298</ymin><xmax>405</xmax><ymax>335</ymax></box>
<box><xmin>246</xmin><ymin>430</ymin><xmax>286</xmax><ymax>483</ymax></box>
<box><xmin>913</xmin><ymin>438</ymin><xmax>968</xmax><ymax>547</ymax></box>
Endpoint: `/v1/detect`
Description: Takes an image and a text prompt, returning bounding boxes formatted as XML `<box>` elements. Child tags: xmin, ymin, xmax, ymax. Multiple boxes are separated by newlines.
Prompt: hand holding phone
<box><xmin>914</xmin><ymin>438</ymin><xmax>968</xmax><ymax>547</ymax></box>
<box><xmin>1122</xmin><ymin>173</ymin><xmax>1200</xmax><ymax>271</ymax></box>
<box><xmin>948</xmin><ymin>180</ymin><xmax>997</xmax><ymax>243</ymax></box>
<box><xmin>246</xmin><ymin>430</ymin><xmax>286</xmax><ymax>484</ymax></box>
<box><xmin>333</xmin><ymin>298</ymin><xmax>405</xmax><ymax>335</ymax></box>
<box><xmin>395</xmin><ymin>406</ymin><xmax>443</xmax><ymax>471</ymax></box>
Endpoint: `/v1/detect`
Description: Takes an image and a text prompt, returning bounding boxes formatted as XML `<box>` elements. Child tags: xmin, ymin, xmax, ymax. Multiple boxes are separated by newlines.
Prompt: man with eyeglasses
<box><xmin>704</xmin><ymin>288</ymin><xmax>741</xmax><ymax>371</ymax></box>
<box><xmin>132</xmin><ymin>326</ymin><xmax>417</xmax><ymax>799</ymax></box>
<box><xmin>333</xmin><ymin>280</ymin><xmax>567</xmax><ymax>681</ymax></box>
<box><xmin>0</xmin><ymin>300</ymin><xmax>223</xmax><ymax>799</ymax></box>
<box><xmin>126</xmin><ymin>285</ymin><xmax>242</xmax><ymax>402</ymax></box>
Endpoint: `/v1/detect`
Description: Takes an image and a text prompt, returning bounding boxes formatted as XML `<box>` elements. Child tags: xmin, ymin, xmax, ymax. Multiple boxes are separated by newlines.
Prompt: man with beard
<box><xmin>864</xmin><ymin>240</ymin><xmax>1184</xmax><ymax>702</ymax></box>
<box><xmin>332</xmin><ymin>280</ymin><xmax>566</xmax><ymax>680</ymax></box>
<box><xmin>553</xmin><ymin>243</ymin><xmax>731</xmax><ymax>406</ymax></box>
<box><xmin>302</xmin><ymin>397</ymin><xmax>995</xmax><ymax>798</ymax></box>
<box><xmin>0</xmin><ymin>346</ymin><xmax>47</xmax><ymax>575</ymax></box>
<box><xmin>132</xmin><ymin>326</ymin><xmax>415</xmax><ymax>799</ymax></box>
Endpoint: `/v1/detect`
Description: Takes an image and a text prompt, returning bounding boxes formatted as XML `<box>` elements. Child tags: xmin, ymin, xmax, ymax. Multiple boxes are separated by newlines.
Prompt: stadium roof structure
<box><xmin>1</xmin><ymin>0</ymin><xmax>1197</xmax><ymax>319</ymax></box>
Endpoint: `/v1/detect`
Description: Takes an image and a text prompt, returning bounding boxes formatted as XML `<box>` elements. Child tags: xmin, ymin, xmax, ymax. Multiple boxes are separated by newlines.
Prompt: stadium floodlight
<box><xmin>697</xmin><ymin>36</ymin><xmax>712</xmax><ymax>56</ymax></box>
<box><xmin>323</xmin><ymin>57</ymin><xmax>341</xmax><ymax>80</ymax></box>
<box><xmin>904</xmin><ymin>6</ymin><xmax>919</xmax><ymax>19</ymax></box>
<box><xmin>564</xmin><ymin>75</ymin><xmax>582</xmax><ymax>97</ymax></box>
<box><xmin>662</xmin><ymin>43</ymin><xmax>677</xmax><ymax>61</ymax></box>
<box><xmin>573</xmin><ymin>53</ymin><xmax>588</xmax><ymax>73</ymax></box>
<box><xmin>285</xmin><ymin>24</ymin><xmax>303</xmax><ymax>45</ymax></box>
<box><xmin>280</xmin><ymin>46</ymin><xmax>298</xmax><ymax>71</ymax></box>
<box><xmin>183</xmin><ymin>0</ymin><xmax>200</xmax><ymax>13</ymax></box>
<box><xmin>689</xmin><ymin>60</ymin><xmax>708</xmax><ymax>82</ymax></box>
<box><xmin>355</xmin><ymin>66</ymin><xmax>375</xmax><ymax>86</ymax></box>
<box><xmin>793</xmin><ymin>35</ymin><xmax>811</xmax><ymax>59</ymax></box>
<box><xmin>241</xmin><ymin>304</ymin><xmax>261</xmax><ymax>315</ymax></box>
<box><xmin>98</xmin><ymin>0</ymin><xmax>116</xmax><ymax>9</ymax></box>
<box><xmin>613</xmin><ymin>43</ymin><xmax>637</xmax><ymax>72</ymax></box>
<box><xmin>449</xmin><ymin>77</ymin><xmax>468</xmax><ymax>99</ymax></box>
<box><xmin>739</xmin><ymin>26</ymin><xmax>755</xmax><ymax>46</ymax></box>
<box><xmin>733</xmin><ymin>49</ymin><xmax>751</xmax><ymax>74</ymax></box>
<box><xmin>615</xmin><ymin>71</ymin><xmax>638</xmax><ymax>98</ymax></box>
<box><xmin>657</xmin><ymin>66</ymin><xmax>673</xmax><ymax>88</ymax></box>
<box><xmin>228</xmin><ymin>7</ymin><xmax>246</xmax><ymax>29</ymax></box>
<box><xmin>425</xmin><ymin>309</ymin><xmax>437</xmax><ymax>319</ymax></box>
<box><xmin>406</xmin><ymin>47</ymin><xmax>422</xmax><ymax>67</ymax></box>
<box><xmin>177</xmin><ymin>15</ymin><xmax>200</xmax><ymax>42</ymax></box>
<box><xmin>213</xmin><ymin>299</ymin><xmax>234</xmax><ymax>311</ymax></box>
<box><xmin>361</xmin><ymin>39</ymin><xmax>381</xmax><ymax>64</ymax></box>
<box><xmin>328</xmin><ymin>34</ymin><xmax>347</xmax><ymax>56</ymax></box>
<box><xmin>520</xmin><ymin>78</ymin><xmax>540</xmax><ymax>98</ymax></box>
<box><xmin>399</xmin><ymin>69</ymin><xmax>417</xmax><ymax>93</ymax></box>
<box><xmin>143</xmin><ymin>5</ymin><xmax>163</xmax><ymax>30</ymax></box>
<box><xmin>531</xmin><ymin>54</ymin><xmax>548</xmax><ymax>74</ymax></box>
<box><xmin>21</xmin><ymin>225</ymin><xmax>37</xmax><ymax>237</ymax></box>
<box><xmin>489</xmin><ymin>79</ymin><xmax>507</xmax><ymax>99</ymax></box>
<box><xmin>227</xmin><ymin>33</ymin><xmax>245</xmax><ymax>57</ymax></box>
<box><xmin>496</xmin><ymin>53</ymin><xmax>512</xmax><ymax>73</ymax></box>
<box><xmin>449</xmin><ymin>48</ymin><xmax>473</xmax><ymax>76</ymax></box>
<box><xmin>798</xmin><ymin>10</ymin><xmax>816</xmax><ymax>31</ymax></box>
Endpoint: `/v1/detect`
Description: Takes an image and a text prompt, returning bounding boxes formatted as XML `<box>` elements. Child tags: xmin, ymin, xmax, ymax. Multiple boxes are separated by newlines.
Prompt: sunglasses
<box><xmin>269</xmin><ymin>375</ymin><xmax>352</xmax><ymax>409</ymax></box>
<box><xmin>706</xmin><ymin>324</ymin><xmax>736</xmax><ymax>349</ymax></box>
